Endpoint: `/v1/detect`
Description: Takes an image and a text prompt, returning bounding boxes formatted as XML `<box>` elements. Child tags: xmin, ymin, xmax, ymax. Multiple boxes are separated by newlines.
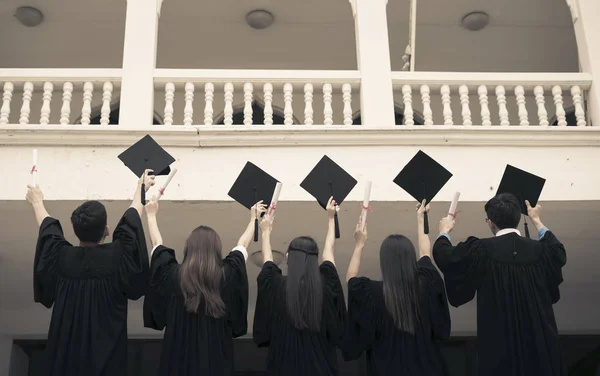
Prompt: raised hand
<box><xmin>525</xmin><ymin>200</ymin><xmax>542</xmax><ymax>221</ymax></box>
<box><xmin>439</xmin><ymin>216</ymin><xmax>456</xmax><ymax>234</ymax></box>
<box><xmin>354</xmin><ymin>222</ymin><xmax>367</xmax><ymax>245</ymax></box>
<box><xmin>416</xmin><ymin>199</ymin><xmax>430</xmax><ymax>216</ymax></box>
<box><xmin>326</xmin><ymin>196</ymin><xmax>339</xmax><ymax>218</ymax></box>
<box><xmin>141</xmin><ymin>169</ymin><xmax>156</xmax><ymax>192</ymax></box>
<box><xmin>260</xmin><ymin>213</ymin><xmax>274</xmax><ymax>234</ymax></box>
<box><xmin>26</xmin><ymin>185</ymin><xmax>44</xmax><ymax>205</ymax></box>
<box><xmin>146</xmin><ymin>195</ymin><xmax>159</xmax><ymax>216</ymax></box>
<box><xmin>251</xmin><ymin>201</ymin><xmax>267</xmax><ymax>220</ymax></box>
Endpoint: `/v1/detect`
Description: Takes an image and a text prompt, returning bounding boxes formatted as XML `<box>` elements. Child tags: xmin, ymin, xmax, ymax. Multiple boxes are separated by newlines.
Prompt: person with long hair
<box><xmin>143</xmin><ymin>196</ymin><xmax>266</xmax><ymax>375</ymax></box>
<box><xmin>253</xmin><ymin>197</ymin><xmax>346</xmax><ymax>376</ymax></box>
<box><xmin>343</xmin><ymin>200</ymin><xmax>451</xmax><ymax>375</ymax></box>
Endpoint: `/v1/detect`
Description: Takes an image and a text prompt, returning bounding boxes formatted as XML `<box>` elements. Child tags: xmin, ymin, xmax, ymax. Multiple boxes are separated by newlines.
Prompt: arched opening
<box><xmin>214</xmin><ymin>100</ymin><xmax>296</xmax><ymax>125</ymax></box>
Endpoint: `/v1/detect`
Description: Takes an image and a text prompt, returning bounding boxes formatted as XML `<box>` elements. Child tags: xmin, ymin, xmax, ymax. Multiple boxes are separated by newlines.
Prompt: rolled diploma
<box><xmin>360</xmin><ymin>181</ymin><xmax>372</xmax><ymax>231</ymax></box>
<box><xmin>267</xmin><ymin>182</ymin><xmax>282</xmax><ymax>217</ymax></box>
<box><xmin>157</xmin><ymin>168</ymin><xmax>178</xmax><ymax>200</ymax></box>
<box><xmin>32</xmin><ymin>149</ymin><xmax>38</xmax><ymax>186</ymax></box>
<box><xmin>448</xmin><ymin>191</ymin><xmax>461</xmax><ymax>218</ymax></box>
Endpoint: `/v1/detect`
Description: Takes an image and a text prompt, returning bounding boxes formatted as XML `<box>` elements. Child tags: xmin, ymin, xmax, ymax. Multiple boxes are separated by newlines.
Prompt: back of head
<box><xmin>286</xmin><ymin>236</ymin><xmax>323</xmax><ymax>332</ymax></box>
<box><xmin>179</xmin><ymin>225</ymin><xmax>226</xmax><ymax>318</ymax></box>
<box><xmin>379</xmin><ymin>234</ymin><xmax>420</xmax><ymax>333</ymax></box>
<box><xmin>71</xmin><ymin>200</ymin><xmax>107</xmax><ymax>243</ymax></box>
<box><xmin>484</xmin><ymin>193</ymin><xmax>521</xmax><ymax>230</ymax></box>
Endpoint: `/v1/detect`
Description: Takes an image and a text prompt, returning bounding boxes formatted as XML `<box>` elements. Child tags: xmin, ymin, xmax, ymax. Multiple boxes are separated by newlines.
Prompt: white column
<box><xmin>350</xmin><ymin>0</ymin><xmax>395</xmax><ymax>127</ymax></box>
<box><xmin>570</xmin><ymin>0</ymin><xmax>600</xmax><ymax>126</ymax></box>
<box><xmin>118</xmin><ymin>0</ymin><xmax>163</xmax><ymax>127</ymax></box>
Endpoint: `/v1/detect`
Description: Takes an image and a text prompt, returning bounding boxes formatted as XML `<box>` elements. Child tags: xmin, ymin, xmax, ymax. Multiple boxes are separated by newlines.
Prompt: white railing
<box><xmin>391</xmin><ymin>72</ymin><xmax>592</xmax><ymax>126</ymax></box>
<box><xmin>0</xmin><ymin>69</ymin><xmax>122</xmax><ymax>126</ymax></box>
<box><xmin>154</xmin><ymin>70</ymin><xmax>361</xmax><ymax>126</ymax></box>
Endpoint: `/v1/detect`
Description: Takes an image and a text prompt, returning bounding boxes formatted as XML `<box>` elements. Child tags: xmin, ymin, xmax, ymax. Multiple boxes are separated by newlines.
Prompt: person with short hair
<box><xmin>433</xmin><ymin>192</ymin><xmax>567</xmax><ymax>376</ymax></box>
<box><xmin>27</xmin><ymin>170</ymin><xmax>155</xmax><ymax>376</ymax></box>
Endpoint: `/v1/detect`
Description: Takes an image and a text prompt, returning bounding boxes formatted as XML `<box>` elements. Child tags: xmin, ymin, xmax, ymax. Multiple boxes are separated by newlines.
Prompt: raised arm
<box><xmin>322</xmin><ymin>196</ymin><xmax>339</xmax><ymax>265</ymax></box>
<box><xmin>259</xmin><ymin>213</ymin><xmax>274</xmax><ymax>264</ymax></box>
<box><xmin>26</xmin><ymin>185</ymin><xmax>50</xmax><ymax>227</ymax></box>
<box><xmin>130</xmin><ymin>169</ymin><xmax>156</xmax><ymax>217</ymax></box>
<box><xmin>237</xmin><ymin>201</ymin><xmax>267</xmax><ymax>251</ymax></box>
<box><xmin>145</xmin><ymin>195</ymin><xmax>162</xmax><ymax>255</ymax></box>
<box><xmin>417</xmin><ymin>199</ymin><xmax>431</xmax><ymax>258</ymax></box>
<box><xmin>526</xmin><ymin>200</ymin><xmax>548</xmax><ymax>236</ymax></box>
<box><xmin>346</xmin><ymin>222</ymin><xmax>367</xmax><ymax>282</ymax></box>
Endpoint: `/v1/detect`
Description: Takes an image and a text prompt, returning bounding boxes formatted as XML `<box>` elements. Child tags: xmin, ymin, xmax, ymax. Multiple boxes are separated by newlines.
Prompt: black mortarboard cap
<box><xmin>393</xmin><ymin>150</ymin><xmax>453</xmax><ymax>234</ymax></box>
<box><xmin>118</xmin><ymin>134</ymin><xmax>176</xmax><ymax>205</ymax></box>
<box><xmin>300</xmin><ymin>155</ymin><xmax>358</xmax><ymax>238</ymax></box>
<box><xmin>496</xmin><ymin>165</ymin><xmax>546</xmax><ymax>238</ymax></box>
<box><xmin>118</xmin><ymin>135</ymin><xmax>175</xmax><ymax>177</ymax></box>
<box><xmin>228</xmin><ymin>162</ymin><xmax>280</xmax><ymax>242</ymax></box>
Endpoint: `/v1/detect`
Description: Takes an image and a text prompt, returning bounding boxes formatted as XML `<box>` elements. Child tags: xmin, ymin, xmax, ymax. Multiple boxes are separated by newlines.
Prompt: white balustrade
<box><xmin>284</xmin><ymin>83</ymin><xmax>293</xmax><ymax>126</ymax></box>
<box><xmin>80</xmin><ymin>82</ymin><xmax>93</xmax><ymax>125</ymax></box>
<box><xmin>223</xmin><ymin>83</ymin><xmax>234</xmax><ymax>126</ymax></box>
<box><xmin>204</xmin><ymin>83</ymin><xmax>214</xmax><ymax>126</ymax></box>
<box><xmin>164</xmin><ymin>82</ymin><xmax>175</xmax><ymax>126</ymax></box>
<box><xmin>40</xmin><ymin>82</ymin><xmax>53</xmax><ymax>125</ymax></box>
<box><xmin>100</xmin><ymin>82</ymin><xmax>113</xmax><ymax>126</ymax></box>
<box><xmin>184</xmin><ymin>82</ymin><xmax>195</xmax><ymax>126</ymax></box>
<box><xmin>243</xmin><ymin>83</ymin><xmax>253</xmax><ymax>126</ymax></box>
<box><xmin>391</xmin><ymin>72</ymin><xmax>591</xmax><ymax>126</ymax></box>
<box><xmin>263</xmin><ymin>83</ymin><xmax>273</xmax><ymax>126</ymax></box>
<box><xmin>304</xmin><ymin>83</ymin><xmax>314</xmax><ymax>126</ymax></box>
<box><xmin>0</xmin><ymin>82</ymin><xmax>13</xmax><ymax>125</ymax></box>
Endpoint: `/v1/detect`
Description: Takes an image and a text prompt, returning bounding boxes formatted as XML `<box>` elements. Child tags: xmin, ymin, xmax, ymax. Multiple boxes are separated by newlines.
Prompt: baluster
<box><xmin>283</xmin><ymin>83</ymin><xmax>293</xmax><ymax>126</ymax></box>
<box><xmin>263</xmin><ymin>83</ymin><xmax>273</xmax><ymax>126</ymax></box>
<box><xmin>496</xmin><ymin>85</ymin><xmax>510</xmax><ymax>126</ymax></box>
<box><xmin>441</xmin><ymin>85</ymin><xmax>453</xmax><ymax>125</ymax></box>
<box><xmin>81</xmin><ymin>82</ymin><xmax>93</xmax><ymax>125</ymax></box>
<box><xmin>401</xmin><ymin>85</ymin><xmax>414</xmax><ymax>126</ymax></box>
<box><xmin>0</xmin><ymin>82</ymin><xmax>13</xmax><ymax>125</ymax></box>
<box><xmin>478</xmin><ymin>85</ymin><xmax>491</xmax><ymax>126</ymax></box>
<box><xmin>60</xmin><ymin>82</ymin><xmax>73</xmax><ymax>125</ymax></box>
<box><xmin>204</xmin><ymin>83</ymin><xmax>214</xmax><ymax>125</ymax></box>
<box><xmin>514</xmin><ymin>86</ymin><xmax>529</xmax><ymax>126</ymax></box>
<box><xmin>552</xmin><ymin>86</ymin><xmax>566</xmax><ymax>126</ymax></box>
<box><xmin>164</xmin><ymin>83</ymin><xmax>175</xmax><ymax>126</ymax></box>
<box><xmin>19</xmin><ymin>82</ymin><xmax>33</xmax><ymax>125</ymax></box>
<box><xmin>100</xmin><ymin>82</ymin><xmax>113</xmax><ymax>126</ymax></box>
<box><xmin>243</xmin><ymin>83</ymin><xmax>253</xmax><ymax>126</ymax></box>
<box><xmin>420</xmin><ymin>85</ymin><xmax>433</xmax><ymax>125</ymax></box>
<box><xmin>184</xmin><ymin>82</ymin><xmax>194</xmax><ymax>126</ymax></box>
<box><xmin>224</xmin><ymin>83</ymin><xmax>234</xmax><ymax>126</ymax></box>
<box><xmin>342</xmin><ymin>83</ymin><xmax>353</xmax><ymax>126</ymax></box>
<box><xmin>40</xmin><ymin>82</ymin><xmax>53</xmax><ymax>125</ymax></box>
<box><xmin>304</xmin><ymin>83</ymin><xmax>314</xmax><ymax>126</ymax></box>
<box><xmin>459</xmin><ymin>85</ymin><xmax>472</xmax><ymax>126</ymax></box>
<box><xmin>534</xmin><ymin>86</ymin><xmax>549</xmax><ymax>126</ymax></box>
<box><xmin>571</xmin><ymin>85</ymin><xmax>586</xmax><ymax>126</ymax></box>
<box><xmin>323</xmin><ymin>83</ymin><xmax>333</xmax><ymax>126</ymax></box>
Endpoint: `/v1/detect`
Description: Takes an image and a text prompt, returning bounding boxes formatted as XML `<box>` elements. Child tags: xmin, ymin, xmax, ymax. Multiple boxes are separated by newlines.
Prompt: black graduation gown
<box><xmin>143</xmin><ymin>246</ymin><xmax>249</xmax><ymax>376</ymax></box>
<box><xmin>343</xmin><ymin>256</ymin><xmax>451</xmax><ymax>376</ymax></box>
<box><xmin>33</xmin><ymin>207</ymin><xmax>149</xmax><ymax>376</ymax></box>
<box><xmin>432</xmin><ymin>231</ymin><xmax>567</xmax><ymax>376</ymax></box>
<box><xmin>253</xmin><ymin>261</ymin><xmax>346</xmax><ymax>376</ymax></box>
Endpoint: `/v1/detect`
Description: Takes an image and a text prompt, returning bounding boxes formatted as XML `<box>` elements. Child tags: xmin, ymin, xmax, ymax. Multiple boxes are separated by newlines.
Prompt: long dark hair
<box><xmin>286</xmin><ymin>236</ymin><xmax>323</xmax><ymax>331</ymax></box>
<box><xmin>380</xmin><ymin>234</ymin><xmax>421</xmax><ymax>333</ymax></box>
<box><xmin>179</xmin><ymin>226</ymin><xmax>226</xmax><ymax>318</ymax></box>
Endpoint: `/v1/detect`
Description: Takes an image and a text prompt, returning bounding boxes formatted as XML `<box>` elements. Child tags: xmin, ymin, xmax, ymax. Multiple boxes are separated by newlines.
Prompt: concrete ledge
<box><xmin>1</xmin><ymin>125</ymin><xmax>600</xmax><ymax>147</ymax></box>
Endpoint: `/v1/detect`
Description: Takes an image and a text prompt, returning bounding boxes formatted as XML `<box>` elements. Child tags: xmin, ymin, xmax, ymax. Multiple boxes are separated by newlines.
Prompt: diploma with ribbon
<box><xmin>157</xmin><ymin>168</ymin><xmax>178</xmax><ymax>200</ymax></box>
<box><xmin>359</xmin><ymin>181</ymin><xmax>372</xmax><ymax>231</ymax></box>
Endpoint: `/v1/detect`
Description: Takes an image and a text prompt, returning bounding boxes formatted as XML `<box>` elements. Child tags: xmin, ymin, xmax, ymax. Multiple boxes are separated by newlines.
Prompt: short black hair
<box><xmin>484</xmin><ymin>193</ymin><xmax>521</xmax><ymax>230</ymax></box>
<box><xmin>71</xmin><ymin>201</ymin><xmax>107</xmax><ymax>243</ymax></box>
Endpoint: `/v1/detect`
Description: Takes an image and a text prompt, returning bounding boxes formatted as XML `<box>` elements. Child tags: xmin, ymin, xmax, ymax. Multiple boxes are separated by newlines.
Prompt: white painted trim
<box><xmin>2</xmin><ymin>125</ymin><xmax>600</xmax><ymax>147</ymax></box>
<box><xmin>391</xmin><ymin>72</ymin><xmax>593</xmax><ymax>91</ymax></box>
<box><xmin>0</xmin><ymin>69</ymin><xmax>122</xmax><ymax>85</ymax></box>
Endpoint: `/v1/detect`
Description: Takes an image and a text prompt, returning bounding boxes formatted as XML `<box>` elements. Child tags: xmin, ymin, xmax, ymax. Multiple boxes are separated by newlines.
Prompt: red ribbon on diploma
<box><xmin>267</xmin><ymin>204</ymin><xmax>277</xmax><ymax>216</ymax></box>
<box><xmin>448</xmin><ymin>210</ymin><xmax>462</xmax><ymax>219</ymax></box>
<box><xmin>30</xmin><ymin>165</ymin><xmax>37</xmax><ymax>174</ymax></box>
<box><xmin>360</xmin><ymin>204</ymin><xmax>373</xmax><ymax>212</ymax></box>
<box><xmin>159</xmin><ymin>188</ymin><xmax>165</xmax><ymax>195</ymax></box>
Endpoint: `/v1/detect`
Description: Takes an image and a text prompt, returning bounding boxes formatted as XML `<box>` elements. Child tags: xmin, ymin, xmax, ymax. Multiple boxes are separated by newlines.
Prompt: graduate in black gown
<box><xmin>343</xmin><ymin>200</ymin><xmax>451</xmax><ymax>375</ymax></box>
<box><xmin>433</xmin><ymin>191</ymin><xmax>567</xmax><ymax>376</ymax></box>
<box><xmin>253</xmin><ymin>197</ymin><xmax>347</xmax><ymax>376</ymax></box>
<box><xmin>28</xmin><ymin>170</ymin><xmax>155</xmax><ymax>376</ymax></box>
<box><xmin>143</xmin><ymin>196</ymin><xmax>264</xmax><ymax>375</ymax></box>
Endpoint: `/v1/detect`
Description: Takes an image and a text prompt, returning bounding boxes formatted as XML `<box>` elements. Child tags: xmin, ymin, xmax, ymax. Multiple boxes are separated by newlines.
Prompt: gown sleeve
<box><xmin>253</xmin><ymin>261</ymin><xmax>283</xmax><ymax>347</ymax></box>
<box><xmin>143</xmin><ymin>245</ymin><xmax>178</xmax><ymax>330</ymax></box>
<box><xmin>113</xmin><ymin>207</ymin><xmax>150</xmax><ymax>300</ymax></box>
<box><xmin>33</xmin><ymin>217</ymin><xmax>72</xmax><ymax>308</ymax></box>
<box><xmin>343</xmin><ymin>277</ymin><xmax>378</xmax><ymax>361</ymax></box>
<box><xmin>320</xmin><ymin>261</ymin><xmax>347</xmax><ymax>347</ymax></box>
<box><xmin>223</xmin><ymin>250</ymin><xmax>249</xmax><ymax>338</ymax></box>
<box><xmin>417</xmin><ymin>256</ymin><xmax>451</xmax><ymax>340</ymax></box>
<box><xmin>433</xmin><ymin>236</ymin><xmax>484</xmax><ymax>308</ymax></box>
<box><xmin>538</xmin><ymin>231</ymin><xmax>567</xmax><ymax>304</ymax></box>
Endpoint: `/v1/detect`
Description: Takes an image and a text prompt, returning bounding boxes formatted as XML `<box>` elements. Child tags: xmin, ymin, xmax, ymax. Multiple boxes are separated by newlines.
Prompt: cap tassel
<box><xmin>253</xmin><ymin>187</ymin><xmax>259</xmax><ymax>242</ymax></box>
<box><xmin>141</xmin><ymin>170</ymin><xmax>146</xmax><ymax>205</ymax></box>
<box><xmin>523</xmin><ymin>215</ymin><xmax>530</xmax><ymax>239</ymax></box>
<box><xmin>329</xmin><ymin>182</ymin><xmax>340</xmax><ymax>239</ymax></box>
<box><xmin>422</xmin><ymin>181</ymin><xmax>429</xmax><ymax>234</ymax></box>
